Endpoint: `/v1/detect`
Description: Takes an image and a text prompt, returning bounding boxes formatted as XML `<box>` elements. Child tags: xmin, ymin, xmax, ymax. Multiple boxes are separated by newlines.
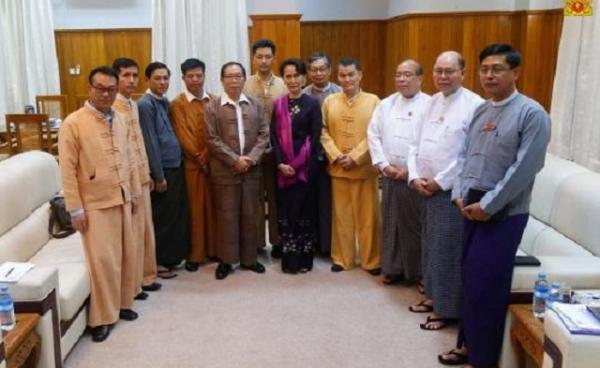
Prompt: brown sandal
<box><xmin>408</xmin><ymin>300</ymin><xmax>433</xmax><ymax>313</ymax></box>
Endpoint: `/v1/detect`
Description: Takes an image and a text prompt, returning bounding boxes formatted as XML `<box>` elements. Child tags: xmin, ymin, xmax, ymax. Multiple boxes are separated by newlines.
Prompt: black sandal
<box><xmin>408</xmin><ymin>300</ymin><xmax>434</xmax><ymax>313</ymax></box>
<box><xmin>438</xmin><ymin>348</ymin><xmax>468</xmax><ymax>366</ymax></box>
<box><xmin>420</xmin><ymin>316</ymin><xmax>457</xmax><ymax>331</ymax></box>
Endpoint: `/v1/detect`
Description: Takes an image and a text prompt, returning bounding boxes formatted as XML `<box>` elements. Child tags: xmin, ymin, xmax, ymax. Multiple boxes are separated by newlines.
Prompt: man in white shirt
<box><xmin>368</xmin><ymin>59</ymin><xmax>430</xmax><ymax>285</ymax></box>
<box><xmin>407</xmin><ymin>51</ymin><xmax>483</xmax><ymax>331</ymax></box>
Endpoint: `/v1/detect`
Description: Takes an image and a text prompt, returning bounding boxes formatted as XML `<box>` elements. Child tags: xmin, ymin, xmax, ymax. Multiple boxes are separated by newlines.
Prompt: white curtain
<box><xmin>0</xmin><ymin>0</ymin><xmax>60</xmax><ymax>130</ymax></box>
<box><xmin>152</xmin><ymin>0</ymin><xmax>250</xmax><ymax>99</ymax></box>
<box><xmin>549</xmin><ymin>1</ymin><xmax>600</xmax><ymax>171</ymax></box>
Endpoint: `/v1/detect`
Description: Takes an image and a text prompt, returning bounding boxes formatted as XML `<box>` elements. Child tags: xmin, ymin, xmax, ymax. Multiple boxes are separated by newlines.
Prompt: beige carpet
<box><xmin>64</xmin><ymin>255</ymin><xmax>467</xmax><ymax>368</ymax></box>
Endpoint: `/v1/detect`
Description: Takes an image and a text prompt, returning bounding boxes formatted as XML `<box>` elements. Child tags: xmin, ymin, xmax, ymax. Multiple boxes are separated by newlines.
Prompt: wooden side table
<box><xmin>3</xmin><ymin>313</ymin><xmax>41</xmax><ymax>368</ymax></box>
<box><xmin>510</xmin><ymin>304</ymin><xmax>544</xmax><ymax>368</ymax></box>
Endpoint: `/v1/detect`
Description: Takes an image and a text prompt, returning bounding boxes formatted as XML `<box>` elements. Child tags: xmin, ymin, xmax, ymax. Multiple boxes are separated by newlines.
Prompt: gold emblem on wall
<box><xmin>564</xmin><ymin>0</ymin><xmax>593</xmax><ymax>16</ymax></box>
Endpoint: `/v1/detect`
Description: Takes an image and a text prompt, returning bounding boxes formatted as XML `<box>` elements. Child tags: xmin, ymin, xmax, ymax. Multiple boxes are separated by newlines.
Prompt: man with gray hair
<box><xmin>407</xmin><ymin>51</ymin><xmax>483</xmax><ymax>331</ymax></box>
<box><xmin>368</xmin><ymin>59</ymin><xmax>430</xmax><ymax>285</ymax></box>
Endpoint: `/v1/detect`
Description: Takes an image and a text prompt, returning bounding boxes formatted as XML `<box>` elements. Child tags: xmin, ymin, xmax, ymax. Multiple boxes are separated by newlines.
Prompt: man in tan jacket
<box><xmin>59</xmin><ymin>66</ymin><xmax>141</xmax><ymax>342</ymax></box>
<box><xmin>205</xmin><ymin>62</ymin><xmax>270</xmax><ymax>280</ymax></box>
<box><xmin>112</xmin><ymin>58</ymin><xmax>161</xmax><ymax>298</ymax></box>
<box><xmin>170</xmin><ymin>58</ymin><xmax>217</xmax><ymax>270</ymax></box>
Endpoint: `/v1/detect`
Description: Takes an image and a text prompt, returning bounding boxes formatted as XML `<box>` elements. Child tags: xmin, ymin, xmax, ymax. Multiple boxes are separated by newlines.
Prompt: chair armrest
<box><xmin>9</xmin><ymin>266</ymin><xmax>58</xmax><ymax>302</ymax></box>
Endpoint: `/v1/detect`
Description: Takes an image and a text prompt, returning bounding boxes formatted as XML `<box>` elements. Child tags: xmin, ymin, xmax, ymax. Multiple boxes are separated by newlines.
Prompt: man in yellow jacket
<box><xmin>321</xmin><ymin>58</ymin><xmax>382</xmax><ymax>274</ymax></box>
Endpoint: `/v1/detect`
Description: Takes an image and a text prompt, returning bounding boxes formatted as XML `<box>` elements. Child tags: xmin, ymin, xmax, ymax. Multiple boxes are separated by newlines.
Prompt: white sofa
<box><xmin>500</xmin><ymin>153</ymin><xmax>600</xmax><ymax>368</ymax></box>
<box><xmin>542</xmin><ymin>308</ymin><xmax>600</xmax><ymax>368</ymax></box>
<box><xmin>0</xmin><ymin>151</ymin><xmax>90</xmax><ymax>368</ymax></box>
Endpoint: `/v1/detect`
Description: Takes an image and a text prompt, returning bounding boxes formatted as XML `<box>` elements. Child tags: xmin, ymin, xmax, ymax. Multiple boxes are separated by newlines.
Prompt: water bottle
<box><xmin>0</xmin><ymin>286</ymin><xmax>15</xmax><ymax>332</ymax></box>
<box><xmin>546</xmin><ymin>282</ymin><xmax>561</xmax><ymax>309</ymax></box>
<box><xmin>532</xmin><ymin>272</ymin><xmax>549</xmax><ymax>318</ymax></box>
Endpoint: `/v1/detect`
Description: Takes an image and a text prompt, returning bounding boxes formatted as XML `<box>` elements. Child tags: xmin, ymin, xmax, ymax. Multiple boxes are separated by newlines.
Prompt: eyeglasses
<box><xmin>223</xmin><ymin>75</ymin><xmax>244</xmax><ymax>80</ymax></box>
<box><xmin>433</xmin><ymin>68</ymin><xmax>461</xmax><ymax>77</ymax></box>
<box><xmin>395</xmin><ymin>72</ymin><xmax>417</xmax><ymax>79</ymax></box>
<box><xmin>479</xmin><ymin>66</ymin><xmax>512</xmax><ymax>76</ymax></box>
<box><xmin>91</xmin><ymin>85</ymin><xmax>118</xmax><ymax>94</ymax></box>
<box><xmin>309</xmin><ymin>67</ymin><xmax>329</xmax><ymax>74</ymax></box>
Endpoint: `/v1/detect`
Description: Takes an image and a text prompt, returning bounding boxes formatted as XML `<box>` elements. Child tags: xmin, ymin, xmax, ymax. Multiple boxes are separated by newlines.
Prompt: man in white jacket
<box><xmin>367</xmin><ymin>59</ymin><xmax>430</xmax><ymax>286</ymax></box>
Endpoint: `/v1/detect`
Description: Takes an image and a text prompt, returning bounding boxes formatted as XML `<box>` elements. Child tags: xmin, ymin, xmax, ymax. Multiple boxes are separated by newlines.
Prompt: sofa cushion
<box><xmin>29</xmin><ymin>232</ymin><xmax>90</xmax><ymax>321</ymax></box>
<box><xmin>0</xmin><ymin>204</ymin><xmax>52</xmax><ymax>262</ymax></box>
<box><xmin>511</xmin><ymin>256</ymin><xmax>600</xmax><ymax>291</ymax></box>
<box><xmin>519</xmin><ymin>217</ymin><xmax>546</xmax><ymax>255</ymax></box>
<box><xmin>529</xmin><ymin>154</ymin><xmax>589</xmax><ymax>224</ymax></box>
<box><xmin>550</xmin><ymin>172</ymin><xmax>600</xmax><ymax>256</ymax></box>
<box><xmin>532</xmin><ymin>227</ymin><xmax>592</xmax><ymax>257</ymax></box>
<box><xmin>0</xmin><ymin>151</ymin><xmax>60</xmax><ymax>236</ymax></box>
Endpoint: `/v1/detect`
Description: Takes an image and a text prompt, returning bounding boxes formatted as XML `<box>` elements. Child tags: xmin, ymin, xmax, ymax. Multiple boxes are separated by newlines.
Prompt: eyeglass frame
<box><xmin>90</xmin><ymin>84</ymin><xmax>118</xmax><ymax>94</ymax></box>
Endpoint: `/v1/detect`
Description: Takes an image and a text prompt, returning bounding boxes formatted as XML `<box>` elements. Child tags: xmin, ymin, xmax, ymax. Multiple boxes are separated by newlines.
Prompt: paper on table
<box><xmin>551</xmin><ymin>303</ymin><xmax>600</xmax><ymax>335</ymax></box>
<box><xmin>0</xmin><ymin>262</ymin><xmax>35</xmax><ymax>283</ymax></box>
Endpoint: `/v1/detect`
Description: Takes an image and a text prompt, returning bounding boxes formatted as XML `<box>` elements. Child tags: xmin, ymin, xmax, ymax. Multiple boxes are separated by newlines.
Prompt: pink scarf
<box><xmin>274</xmin><ymin>95</ymin><xmax>311</xmax><ymax>188</ymax></box>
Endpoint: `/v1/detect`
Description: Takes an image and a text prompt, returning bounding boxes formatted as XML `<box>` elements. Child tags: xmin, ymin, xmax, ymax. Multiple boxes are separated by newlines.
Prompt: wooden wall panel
<box><xmin>300</xmin><ymin>21</ymin><xmax>386</xmax><ymax>97</ymax></box>
<box><xmin>52</xmin><ymin>10</ymin><xmax>561</xmax><ymax>114</ymax></box>
<box><xmin>249</xmin><ymin>14</ymin><xmax>301</xmax><ymax>75</ymax></box>
<box><xmin>55</xmin><ymin>29</ymin><xmax>151</xmax><ymax>113</ymax></box>
<box><xmin>379</xmin><ymin>9</ymin><xmax>562</xmax><ymax>110</ymax></box>
<box><xmin>517</xmin><ymin>12</ymin><xmax>564</xmax><ymax>111</ymax></box>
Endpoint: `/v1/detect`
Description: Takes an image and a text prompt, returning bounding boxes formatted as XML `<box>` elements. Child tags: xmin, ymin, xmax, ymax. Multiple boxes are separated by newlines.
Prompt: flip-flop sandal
<box><xmin>438</xmin><ymin>348</ymin><xmax>468</xmax><ymax>366</ymax></box>
<box><xmin>419</xmin><ymin>316</ymin><xmax>457</xmax><ymax>331</ymax></box>
<box><xmin>408</xmin><ymin>300</ymin><xmax>434</xmax><ymax>313</ymax></box>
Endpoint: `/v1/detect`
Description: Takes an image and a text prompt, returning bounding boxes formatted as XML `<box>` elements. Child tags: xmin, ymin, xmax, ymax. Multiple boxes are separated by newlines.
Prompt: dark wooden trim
<box><xmin>510</xmin><ymin>291</ymin><xmax>533</xmax><ymax>304</ymax></box>
<box><xmin>249</xmin><ymin>14</ymin><xmax>302</xmax><ymax>21</ymax></box>
<box><xmin>301</xmin><ymin>19</ymin><xmax>385</xmax><ymax>25</ymax></box>
<box><xmin>544</xmin><ymin>336</ymin><xmax>563</xmax><ymax>368</ymax></box>
<box><xmin>60</xmin><ymin>297</ymin><xmax>89</xmax><ymax>337</ymax></box>
<box><xmin>14</xmin><ymin>289</ymin><xmax>62</xmax><ymax>368</ymax></box>
<box><xmin>0</xmin><ymin>341</ymin><xmax>5</xmax><ymax>363</ymax></box>
<box><xmin>386</xmin><ymin>8</ymin><xmax>563</xmax><ymax>22</ymax></box>
<box><xmin>55</xmin><ymin>28</ymin><xmax>151</xmax><ymax>33</ymax></box>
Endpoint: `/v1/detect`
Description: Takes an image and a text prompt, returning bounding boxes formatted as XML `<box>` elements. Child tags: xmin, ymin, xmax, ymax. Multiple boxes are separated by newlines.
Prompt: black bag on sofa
<box><xmin>48</xmin><ymin>196</ymin><xmax>76</xmax><ymax>239</ymax></box>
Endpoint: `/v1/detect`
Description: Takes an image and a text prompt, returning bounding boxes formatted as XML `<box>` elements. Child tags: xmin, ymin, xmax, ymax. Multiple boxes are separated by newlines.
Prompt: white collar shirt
<box><xmin>184</xmin><ymin>89</ymin><xmax>210</xmax><ymax>103</ymax></box>
<box><xmin>407</xmin><ymin>87</ymin><xmax>484</xmax><ymax>190</ymax></box>
<box><xmin>368</xmin><ymin>91</ymin><xmax>430</xmax><ymax>171</ymax></box>
<box><xmin>221</xmin><ymin>92</ymin><xmax>250</xmax><ymax>155</ymax></box>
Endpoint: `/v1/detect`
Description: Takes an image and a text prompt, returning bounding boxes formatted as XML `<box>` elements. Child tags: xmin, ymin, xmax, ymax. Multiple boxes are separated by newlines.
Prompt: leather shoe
<box><xmin>134</xmin><ymin>291</ymin><xmax>148</xmax><ymax>300</ymax></box>
<box><xmin>91</xmin><ymin>325</ymin><xmax>110</xmax><ymax>342</ymax></box>
<box><xmin>141</xmin><ymin>282</ymin><xmax>162</xmax><ymax>292</ymax></box>
<box><xmin>270</xmin><ymin>245</ymin><xmax>283</xmax><ymax>259</ymax></box>
<box><xmin>367</xmin><ymin>267</ymin><xmax>382</xmax><ymax>276</ymax></box>
<box><xmin>331</xmin><ymin>264</ymin><xmax>344</xmax><ymax>272</ymax></box>
<box><xmin>240</xmin><ymin>262</ymin><xmax>266</xmax><ymax>273</ymax></box>
<box><xmin>215</xmin><ymin>263</ymin><xmax>233</xmax><ymax>280</ymax></box>
<box><xmin>185</xmin><ymin>261</ymin><xmax>199</xmax><ymax>272</ymax></box>
<box><xmin>119</xmin><ymin>309</ymin><xmax>138</xmax><ymax>321</ymax></box>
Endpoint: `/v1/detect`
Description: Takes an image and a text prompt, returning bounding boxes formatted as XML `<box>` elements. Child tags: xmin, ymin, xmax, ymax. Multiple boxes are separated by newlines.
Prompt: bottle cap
<box><xmin>538</xmin><ymin>272</ymin><xmax>547</xmax><ymax>278</ymax></box>
<box><xmin>551</xmin><ymin>282</ymin><xmax>561</xmax><ymax>288</ymax></box>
